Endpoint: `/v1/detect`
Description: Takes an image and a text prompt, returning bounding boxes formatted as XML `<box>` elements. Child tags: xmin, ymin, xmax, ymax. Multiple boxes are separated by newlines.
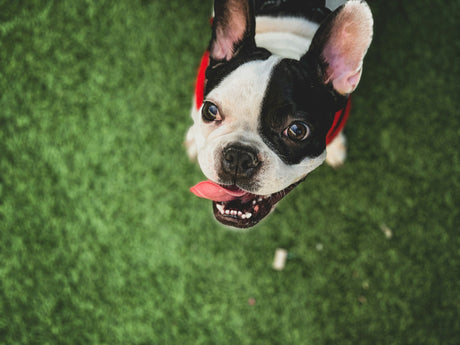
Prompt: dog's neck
<box><xmin>255</xmin><ymin>16</ymin><xmax>319</xmax><ymax>60</ymax></box>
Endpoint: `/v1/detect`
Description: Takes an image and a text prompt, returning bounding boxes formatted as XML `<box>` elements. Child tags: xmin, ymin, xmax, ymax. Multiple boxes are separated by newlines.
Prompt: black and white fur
<box><xmin>186</xmin><ymin>0</ymin><xmax>373</xmax><ymax>228</ymax></box>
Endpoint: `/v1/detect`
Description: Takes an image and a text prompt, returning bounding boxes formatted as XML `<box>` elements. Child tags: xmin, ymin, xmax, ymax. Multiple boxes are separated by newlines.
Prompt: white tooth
<box><xmin>216</xmin><ymin>203</ymin><xmax>225</xmax><ymax>214</ymax></box>
<box><xmin>258</xmin><ymin>197</ymin><xmax>263</xmax><ymax>202</ymax></box>
<box><xmin>245</xmin><ymin>212</ymin><xmax>252</xmax><ymax>219</ymax></box>
<box><xmin>225</xmin><ymin>210</ymin><xmax>230</xmax><ymax>215</ymax></box>
<box><xmin>252</xmin><ymin>200</ymin><xmax>257</xmax><ymax>205</ymax></box>
<box><xmin>241</xmin><ymin>214</ymin><xmax>246</xmax><ymax>219</ymax></box>
<box><xmin>238</xmin><ymin>211</ymin><xmax>243</xmax><ymax>216</ymax></box>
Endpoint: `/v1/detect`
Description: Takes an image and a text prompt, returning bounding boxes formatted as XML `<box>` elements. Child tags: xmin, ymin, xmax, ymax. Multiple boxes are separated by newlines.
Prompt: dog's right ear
<box><xmin>209</xmin><ymin>0</ymin><xmax>256</xmax><ymax>61</ymax></box>
<box><xmin>301</xmin><ymin>0</ymin><xmax>373</xmax><ymax>95</ymax></box>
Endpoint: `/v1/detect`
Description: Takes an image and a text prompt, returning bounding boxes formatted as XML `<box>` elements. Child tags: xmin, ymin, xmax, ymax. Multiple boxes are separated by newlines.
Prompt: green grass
<box><xmin>0</xmin><ymin>1</ymin><xmax>458</xmax><ymax>344</ymax></box>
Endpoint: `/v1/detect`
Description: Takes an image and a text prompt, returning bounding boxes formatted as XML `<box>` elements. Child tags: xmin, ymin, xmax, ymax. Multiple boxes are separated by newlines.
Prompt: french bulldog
<box><xmin>186</xmin><ymin>0</ymin><xmax>373</xmax><ymax>228</ymax></box>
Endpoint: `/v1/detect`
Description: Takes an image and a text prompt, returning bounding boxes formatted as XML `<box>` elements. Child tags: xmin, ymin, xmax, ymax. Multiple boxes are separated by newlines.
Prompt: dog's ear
<box><xmin>302</xmin><ymin>0</ymin><xmax>373</xmax><ymax>95</ymax></box>
<box><xmin>209</xmin><ymin>0</ymin><xmax>256</xmax><ymax>61</ymax></box>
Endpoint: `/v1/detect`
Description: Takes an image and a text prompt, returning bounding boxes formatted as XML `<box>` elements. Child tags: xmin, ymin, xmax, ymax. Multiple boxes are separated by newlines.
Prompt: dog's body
<box><xmin>186</xmin><ymin>0</ymin><xmax>373</xmax><ymax>228</ymax></box>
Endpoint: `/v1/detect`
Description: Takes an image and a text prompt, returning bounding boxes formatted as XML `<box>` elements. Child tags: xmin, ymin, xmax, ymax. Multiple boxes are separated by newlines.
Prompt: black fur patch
<box><xmin>259</xmin><ymin>59</ymin><xmax>346</xmax><ymax>165</ymax></box>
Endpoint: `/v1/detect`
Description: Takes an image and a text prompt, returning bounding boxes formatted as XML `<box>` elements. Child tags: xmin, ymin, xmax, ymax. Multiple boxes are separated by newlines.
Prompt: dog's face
<box><xmin>187</xmin><ymin>0</ymin><xmax>373</xmax><ymax>228</ymax></box>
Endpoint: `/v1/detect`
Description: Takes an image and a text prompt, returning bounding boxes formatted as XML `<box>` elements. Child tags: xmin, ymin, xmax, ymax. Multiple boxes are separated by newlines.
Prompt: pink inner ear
<box><xmin>328</xmin><ymin>67</ymin><xmax>362</xmax><ymax>96</ymax></box>
<box><xmin>210</xmin><ymin>0</ymin><xmax>251</xmax><ymax>61</ymax></box>
<box><xmin>212</xmin><ymin>24</ymin><xmax>247</xmax><ymax>61</ymax></box>
<box><xmin>321</xmin><ymin>2</ymin><xmax>373</xmax><ymax>94</ymax></box>
<box><xmin>323</xmin><ymin>24</ymin><xmax>365</xmax><ymax>91</ymax></box>
<box><xmin>347</xmin><ymin>68</ymin><xmax>362</xmax><ymax>90</ymax></box>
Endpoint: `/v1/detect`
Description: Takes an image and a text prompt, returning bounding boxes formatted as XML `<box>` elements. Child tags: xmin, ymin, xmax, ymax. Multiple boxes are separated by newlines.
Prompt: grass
<box><xmin>0</xmin><ymin>0</ymin><xmax>458</xmax><ymax>344</ymax></box>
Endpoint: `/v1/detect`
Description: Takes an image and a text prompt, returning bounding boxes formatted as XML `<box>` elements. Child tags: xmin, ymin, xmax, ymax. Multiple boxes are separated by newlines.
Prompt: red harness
<box><xmin>194</xmin><ymin>50</ymin><xmax>351</xmax><ymax>145</ymax></box>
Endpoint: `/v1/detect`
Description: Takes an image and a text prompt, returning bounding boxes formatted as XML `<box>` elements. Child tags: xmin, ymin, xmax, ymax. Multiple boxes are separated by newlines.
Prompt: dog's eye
<box><xmin>284</xmin><ymin>121</ymin><xmax>310</xmax><ymax>141</ymax></box>
<box><xmin>202</xmin><ymin>101</ymin><xmax>220</xmax><ymax>122</ymax></box>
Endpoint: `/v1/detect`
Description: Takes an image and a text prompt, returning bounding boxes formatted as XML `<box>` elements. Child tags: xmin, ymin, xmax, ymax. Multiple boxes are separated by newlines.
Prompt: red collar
<box><xmin>194</xmin><ymin>51</ymin><xmax>351</xmax><ymax>145</ymax></box>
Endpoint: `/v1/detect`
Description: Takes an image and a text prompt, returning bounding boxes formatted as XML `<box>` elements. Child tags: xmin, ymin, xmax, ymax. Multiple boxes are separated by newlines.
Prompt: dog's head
<box><xmin>187</xmin><ymin>0</ymin><xmax>373</xmax><ymax>228</ymax></box>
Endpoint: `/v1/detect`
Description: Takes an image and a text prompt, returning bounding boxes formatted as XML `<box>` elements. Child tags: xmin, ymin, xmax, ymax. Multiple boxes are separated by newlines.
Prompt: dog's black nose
<box><xmin>222</xmin><ymin>145</ymin><xmax>260</xmax><ymax>179</ymax></box>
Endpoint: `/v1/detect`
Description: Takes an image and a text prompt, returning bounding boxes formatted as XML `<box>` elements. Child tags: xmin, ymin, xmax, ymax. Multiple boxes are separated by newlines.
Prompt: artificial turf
<box><xmin>0</xmin><ymin>0</ymin><xmax>458</xmax><ymax>344</ymax></box>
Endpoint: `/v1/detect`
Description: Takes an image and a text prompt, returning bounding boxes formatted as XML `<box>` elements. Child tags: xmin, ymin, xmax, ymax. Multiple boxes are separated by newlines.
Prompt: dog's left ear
<box><xmin>209</xmin><ymin>0</ymin><xmax>256</xmax><ymax>61</ymax></box>
<box><xmin>302</xmin><ymin>0</ymin><xmax>373</xmax><ymax>95</ymax></box>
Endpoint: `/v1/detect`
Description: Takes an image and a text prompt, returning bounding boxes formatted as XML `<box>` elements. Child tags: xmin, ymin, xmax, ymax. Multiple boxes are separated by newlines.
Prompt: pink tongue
<box><xmin>190</xmin><ymin>180</ymin><xmax>248</xmax><ymax>202</ymax></box>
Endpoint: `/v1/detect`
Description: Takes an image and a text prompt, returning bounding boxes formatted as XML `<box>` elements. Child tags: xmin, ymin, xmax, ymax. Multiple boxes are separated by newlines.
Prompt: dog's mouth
<box><xmin>190</xmin><ymin>179</ymin><xmax>304</xmax><ymax>228</ymax></box>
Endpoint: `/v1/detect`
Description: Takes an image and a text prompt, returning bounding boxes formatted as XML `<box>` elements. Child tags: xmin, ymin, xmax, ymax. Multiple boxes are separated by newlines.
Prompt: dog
<box><xmin>185</xmin><ymin>0</ymin><xmax>373</xmax><ymax>228</ymax></box>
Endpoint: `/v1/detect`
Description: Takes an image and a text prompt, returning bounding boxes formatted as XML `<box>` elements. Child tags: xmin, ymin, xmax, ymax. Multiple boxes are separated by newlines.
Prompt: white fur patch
<box><xmin>255</xmin><ymin>16</ymin><xmax>319</xmax><ymax>59</ymax></box>
<box><xmin>325</xmin><ymin>131</ymin><xmax>347</xmax><ymax>167</ymax></box>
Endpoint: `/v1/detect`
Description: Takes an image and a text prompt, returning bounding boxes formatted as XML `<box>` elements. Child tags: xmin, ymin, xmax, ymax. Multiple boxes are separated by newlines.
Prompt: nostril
<box><xmin>224</xmin><ymin>150</ymin><xmax>236</xmax><ymax>165</ymax></box>
<box><xmin>240</xmin><ymin>151</ymin><xmax>259</xmax><ymax>169</ymax></box>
